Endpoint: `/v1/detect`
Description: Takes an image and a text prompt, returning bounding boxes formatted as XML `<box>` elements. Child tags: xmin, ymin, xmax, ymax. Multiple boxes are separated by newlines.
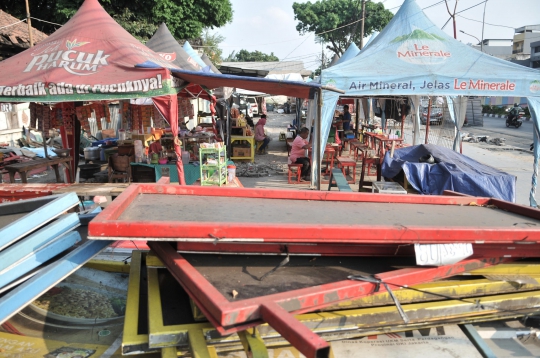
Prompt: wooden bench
<box><xmin>336</xmin><ymin>156</ymin><xmax>357</xmax><ymax>184</ymax></box>
<box><xmin>358</xmin><ymin>156</ymin><xmax>382</xmax><ymax>192</ymax></box>
<box><xmin>350</xmin><ymin>140</ymin><xmax>369</xmax><ymax>161</ymax></box>
<box><xmin>5</xmin><ymin>156</ymin><xmax>73</xmax><ymax>183</ymax></box>
<box><xmin>328</xmin><ymin>168</ymin><xmax>352</xmax><ymax>192</ymax></box>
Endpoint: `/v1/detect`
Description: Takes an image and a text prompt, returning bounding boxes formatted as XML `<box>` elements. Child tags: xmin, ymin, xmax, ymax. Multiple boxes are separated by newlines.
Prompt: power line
<box><xmin>457</xmin><ymin>14</ymin><xmax>516</xmax><ymax>29</ymax></box>
<box><xmin>30</xmin><ymin>17</ymin><xmax>62</xmax><ymax>26</ymax></box>
<box><xmin>0</xmin><ymin>18</ymin><xmax>26</xmax><ymax>30</ymax></box>
<box><xmin>455</xmin><ymin>0</ymin><xmax>488</xmax><ymax>15</ymax></box>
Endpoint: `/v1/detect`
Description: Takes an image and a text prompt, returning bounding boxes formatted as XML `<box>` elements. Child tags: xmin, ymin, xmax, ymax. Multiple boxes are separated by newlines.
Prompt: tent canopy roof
<box><xmin>322</xmin><ymin>0</ymin><xmax>540</xmax><ymax>98</ymax></box>
<box><xmin>165</xmin><ymin>69</ymin><xmax>328</xmax><ymax>99</ymax></box>
<box><xmin>145</xmin><ymin>23</ymin><xmax>200</xmax><ymax>72</ymax></box>
<box><xmin>0</xmin><ymin>0</ymin><xmax>177</xmax><ymax>102</ymax></box>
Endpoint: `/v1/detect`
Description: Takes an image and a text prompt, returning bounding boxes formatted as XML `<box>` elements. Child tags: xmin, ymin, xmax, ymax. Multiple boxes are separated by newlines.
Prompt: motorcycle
<box><xmin>506</xmin><ymin>113</ymin><xmax>523</xmax><ymax>128</ymax></box>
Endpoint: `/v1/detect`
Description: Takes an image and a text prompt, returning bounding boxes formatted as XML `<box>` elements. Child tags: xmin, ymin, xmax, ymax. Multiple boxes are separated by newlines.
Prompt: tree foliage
<box><xmin>293</xmin><ymin>0</ymin><xmax>393</xmax><ymax>56</ymax></box>
<box><xmin>1</xmin><ymin>0</ymin><xmax>233</xmax><ymax>42</ymax></box>
<box><xmin>200</xmin><ymin>29</ymin><xmax>225</xmax><ymax>65</ymax></box>
<box><xmin>226</xmin><ymin>49</ymin><xmax>279</xmax><ymax>62</ymax></box>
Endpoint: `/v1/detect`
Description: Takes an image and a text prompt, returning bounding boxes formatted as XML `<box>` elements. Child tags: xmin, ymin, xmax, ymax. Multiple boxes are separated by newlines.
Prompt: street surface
<box><xmin>460</xmin><ymin>115</ymin><xmax>535</xmax><ymax>206</ymax></box>
<box><xmin>463</xmin><ymin>116</ymin><xmax>533</xmax><ymax>151</ymax></box>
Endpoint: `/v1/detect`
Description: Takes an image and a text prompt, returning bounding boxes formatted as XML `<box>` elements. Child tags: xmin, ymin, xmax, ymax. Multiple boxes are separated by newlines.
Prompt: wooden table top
<box><xmin>4</xmin><ymin>156</ymin><xmax>73</xmax><ymax>171</ymax></box>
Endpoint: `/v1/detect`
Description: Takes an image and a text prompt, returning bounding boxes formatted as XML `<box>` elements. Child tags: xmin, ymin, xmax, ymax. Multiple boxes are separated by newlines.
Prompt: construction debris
<box><xmin>235</xmin><ymin>162</ymin><xmax>287</xmax><ymax>177</ymax></box>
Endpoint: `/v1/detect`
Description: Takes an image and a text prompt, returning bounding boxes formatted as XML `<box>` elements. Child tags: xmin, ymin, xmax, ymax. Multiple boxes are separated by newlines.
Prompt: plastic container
<box><xmin>118</xmin><ymin>129</ymin><xmax>126</xmax><ymax>140</ymax></box>
<box><xmin>181</xmin><ymin>151</ymin><xmax>190</xmax><ymax>164</ymax></box>
<box><xmin>227</xmin><ymin>164</ymin><xmax>236</xmax><ymax>183</ymax></box>
<box><xmin>134</xmin><ymin>140</ymin><xmax>144</xmax><ymax>158</ymax></box>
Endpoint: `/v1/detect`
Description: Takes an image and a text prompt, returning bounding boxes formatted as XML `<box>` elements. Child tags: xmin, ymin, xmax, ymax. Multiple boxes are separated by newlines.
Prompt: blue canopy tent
<box><xmin>321</xmin><ymin>0</ymin><xmax>540</xmax><ymax>205</ymax></box>
<box><xmin>335</xmin><ymin>42</ymin><xmax>361</xmax><ymax>66</ymax></box>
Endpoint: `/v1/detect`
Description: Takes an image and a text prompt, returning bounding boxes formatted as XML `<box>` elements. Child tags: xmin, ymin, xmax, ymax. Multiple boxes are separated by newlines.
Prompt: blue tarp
<box><xmin>382</xmin><ymin>144</ymin><xmax>516</xmax><ymax>202</ymax></box>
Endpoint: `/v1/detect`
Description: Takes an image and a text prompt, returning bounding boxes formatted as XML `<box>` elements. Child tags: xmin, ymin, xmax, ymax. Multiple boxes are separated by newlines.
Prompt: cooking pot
<box><xmin>79</xmin><ymin>164</ymin><xmax>101</xmax><ymax>179</ymax></box>
<box><xmin>84</xmin><ymin>147</ymin><xmax>101</xmax><ymax>160</ymax></box>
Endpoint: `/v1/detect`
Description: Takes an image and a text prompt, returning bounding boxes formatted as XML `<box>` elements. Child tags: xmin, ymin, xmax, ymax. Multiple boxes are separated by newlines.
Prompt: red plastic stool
<box><xmin>288</xmin><ymin>163</ymin><xmax>303</xmax><ymax>184</ymax></box>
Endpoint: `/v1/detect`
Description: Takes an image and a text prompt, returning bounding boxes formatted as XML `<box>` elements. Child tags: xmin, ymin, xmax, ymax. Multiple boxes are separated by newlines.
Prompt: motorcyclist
<box><xmin>508</xmin><ymin>103</ymin><xmax>522</xmax><ymax>122</ymax></box>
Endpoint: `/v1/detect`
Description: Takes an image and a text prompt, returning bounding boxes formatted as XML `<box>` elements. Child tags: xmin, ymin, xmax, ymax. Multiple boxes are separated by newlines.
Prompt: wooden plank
<box><xmin>51</xmin><ymin>183</ymin><xmax>130</xmax><ymax>197</ymax></box>
<box><xmin>328</xmin><ymin>169</ymin><xmax>352</xmax><ymax>192</ymax></box>
<box><xmin>3</xmin><ymin>156</ymin><xmax>72</xmax><ymax>171</ymax></box>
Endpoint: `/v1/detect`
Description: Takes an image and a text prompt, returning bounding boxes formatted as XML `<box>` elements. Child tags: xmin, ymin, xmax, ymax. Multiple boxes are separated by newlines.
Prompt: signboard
<box><xmin>331</xmin><ymin>326</ymin><xmax>482</xmax><ymax>358</ymax></box>
<box><xmin>415</xmin><ymin>243</ymin><xmax>473</xmax><ymax>266</ymax></box>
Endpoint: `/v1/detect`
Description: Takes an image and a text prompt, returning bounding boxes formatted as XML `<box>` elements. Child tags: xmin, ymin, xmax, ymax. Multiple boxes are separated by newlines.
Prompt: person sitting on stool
<box><xmin>255</xmin><ymin>114</ymin><xmax>270</xmax><ymax>154</ymax></box>
<box><xmin>289</xmin><ymin>127</ymin><xmax>312</xmax><ymax>181</ymax></box>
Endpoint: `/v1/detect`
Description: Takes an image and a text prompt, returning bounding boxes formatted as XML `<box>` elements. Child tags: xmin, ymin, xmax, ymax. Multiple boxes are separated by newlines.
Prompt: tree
<box><xmin>293</xmin><ymin>0</ymin><xmax>393</xmax><ymax>56</ymax></box>
<box><xmin>200</xmin><ymin>29</ymin><xmax>225</xmax><ymax>65</ymax></box>
<box><xmin>227</xmin><ymin>50</ymin><xmax>279</xmax><ymax>62</ymax></box>
<box><xmin>1</xmin><ymin>0</ymin><xmax>233</xmax><ymax>42</ymax></box>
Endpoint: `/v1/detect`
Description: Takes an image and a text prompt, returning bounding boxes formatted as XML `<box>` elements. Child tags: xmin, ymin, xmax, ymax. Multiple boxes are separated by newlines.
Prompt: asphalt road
<box><xmin>463</xmin><ymin>116</ymin><xmax>533</xmax><ymax>150</ymax></box>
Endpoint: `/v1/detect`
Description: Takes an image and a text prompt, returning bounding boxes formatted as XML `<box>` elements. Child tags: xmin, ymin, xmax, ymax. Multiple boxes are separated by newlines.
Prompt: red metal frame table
<box><xmin>0</xmin><ymin>184</ymin><xmax>69</xmax><ymax>203</ymax></box>
<box><xmin>364</xmin><ymin>132</ymin><xmax>404</xmax><ymax>161</ymax></box>
<box><xmin>86</xmin><ymin>184</ymin><xmax>535</xmax><ymax>358</ymax></box>
<box><xmin>88</xmin><ymin>184</ymin><xmax>540</xmax><ymax>245</ymax></box>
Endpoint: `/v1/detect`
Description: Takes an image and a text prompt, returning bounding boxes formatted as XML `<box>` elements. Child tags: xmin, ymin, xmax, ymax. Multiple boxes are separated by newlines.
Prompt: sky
<box><xmin>217</xmin><ymin>0</ymin><xmax>540</xmax><ymax>71</ymax></box>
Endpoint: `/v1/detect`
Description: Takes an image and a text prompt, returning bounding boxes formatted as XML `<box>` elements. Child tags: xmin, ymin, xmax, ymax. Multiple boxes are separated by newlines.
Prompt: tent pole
<box><xmin>355</xmin><ymin>99</ymin><xmax>360</xmax><ymax>138</ymax></box>
<box><xmin>360</xmin><ymin>0</ymin><xmax>366</xmax><ymax>49</ymax></box>
<box><xmin>400</xmin><ymin>104</ymin><xmax>406</xmax><ymax>140</ymax></box>
<box><xmin>226</xmin><ymin>103</ymin><xmax>232</xmax><ymax>159</ymax></box>
<box><xmin>311</xmin><ymin>89</ymin><xmax>322</xmax><ymax>190</ymax></box>
<box><xmin>25</xmin><ymin>0</ymin><xmax>34</xmax><ymax>47</ymax></box>
<box><xmin>425</xmin><ymin>98</ymin><xmax>432</xmax><ymax>144</ymax></box>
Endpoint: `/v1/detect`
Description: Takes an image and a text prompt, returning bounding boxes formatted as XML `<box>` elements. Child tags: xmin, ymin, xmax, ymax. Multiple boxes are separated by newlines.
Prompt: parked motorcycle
<box><xmin>506</xmin><ymin>113</ymin><xmax>523</xmax><ymax>128</ymax></box>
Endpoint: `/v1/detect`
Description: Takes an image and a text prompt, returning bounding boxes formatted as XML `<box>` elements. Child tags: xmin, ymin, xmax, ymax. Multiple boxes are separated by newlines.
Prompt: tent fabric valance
<box><xmin>136</xmin><ymin>67</ymin><xmax>325</xmax><ymax>100</ymax></box>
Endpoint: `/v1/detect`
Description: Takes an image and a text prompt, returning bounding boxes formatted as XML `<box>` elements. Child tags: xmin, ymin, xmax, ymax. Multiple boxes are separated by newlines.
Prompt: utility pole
<box><xmin>481</xmin><ymin>1</ymin><xmax>488</xmax><ymax>53</ymax></box>
<box><xmin>444</xmin><ymin>0</ymin><xmax>458</xmax><ymax>39</ymax></box>
<box><xmin>360</xmin><ymin>0</ymin><xmax>366</xmax><ymax>49</ymax></box>
<box><xmin>25</xmin><ymin>0</ymin><xmax>34</xmax><ymax>47</ymax></box>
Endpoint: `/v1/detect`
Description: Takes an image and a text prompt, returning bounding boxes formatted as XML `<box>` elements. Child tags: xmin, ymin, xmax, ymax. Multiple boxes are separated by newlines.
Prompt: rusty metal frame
<box><xmin>149</xmin><ymin>241</ymin><xmax>506</xmax><ymax>358</ymax></box>
<box><xmin>127</xmin><ymin>252</ymin><xmax>540</xmax><ymax>356</ymax></box>
<box><xmin>88</xmin><ymin>184</ymin><xmax>540</xmax><ymax>244</ymax></box>
<box><xmin>173</xmin><ymin>241</ymin><xmax>540</xmax><ymax>259</ymax></box>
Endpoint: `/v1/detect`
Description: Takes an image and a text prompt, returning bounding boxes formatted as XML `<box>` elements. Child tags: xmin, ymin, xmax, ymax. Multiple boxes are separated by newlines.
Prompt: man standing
<box><xmin>289</xmin><ymin>127</ymin><xmax>312</xmax><ymax>181</ymax></box>
<box><xmin>342</xmin><ymin>104</ymin><xmax>352</xmax><ymax>131</ymax></box>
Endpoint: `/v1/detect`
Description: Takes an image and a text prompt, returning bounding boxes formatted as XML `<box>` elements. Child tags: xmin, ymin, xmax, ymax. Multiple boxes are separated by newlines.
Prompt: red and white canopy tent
<box><xmin>0</xmin><ymin>0</ymin><xmax>190</xmax><ymax>183</ymax></box>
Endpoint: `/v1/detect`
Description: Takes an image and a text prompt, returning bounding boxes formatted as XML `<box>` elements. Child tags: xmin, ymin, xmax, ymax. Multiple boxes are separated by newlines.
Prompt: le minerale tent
<box><xmin>321</xmin><ymin>0</ymin><xmax>540</xmax><ymax>206</ymax></box>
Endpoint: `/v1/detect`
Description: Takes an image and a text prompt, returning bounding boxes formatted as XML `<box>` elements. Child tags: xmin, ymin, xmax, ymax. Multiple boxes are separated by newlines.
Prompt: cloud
<box><xmin>266</xmin><ymin>6</ymin><xmax>295</xmax><ymax>25</ymax></box>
